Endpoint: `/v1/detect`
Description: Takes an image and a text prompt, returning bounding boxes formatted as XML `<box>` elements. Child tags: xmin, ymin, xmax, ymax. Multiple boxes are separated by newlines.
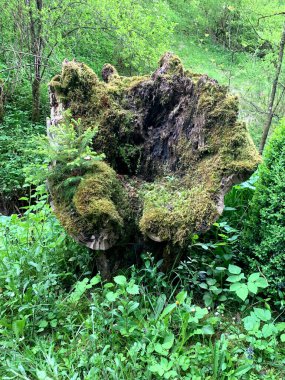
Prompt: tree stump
<box><xmin>47</xmin><ymin>53</ymin><xmax>260</xmax><ymax>265</ymax></box>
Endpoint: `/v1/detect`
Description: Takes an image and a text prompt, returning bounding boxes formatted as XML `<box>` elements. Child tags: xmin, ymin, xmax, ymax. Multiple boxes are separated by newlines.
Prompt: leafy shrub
<box><xmin>0</xmin><ymin>105</ymin><xmax>44</xmax><ymax>213</ymax></box>
<box><xmin>242</xmin><ymin>120</ymin><xmax>285</xmax><ymax>303</ymax></box>
<box><xmin>0</xmin><ymin>191</ymin><xmax>284</xmax><ymax>379</ymax></box>
<box><xmin>0</xmin><ymin>186</ymin><xmax>91</xmax><ymax>339</ymax></box>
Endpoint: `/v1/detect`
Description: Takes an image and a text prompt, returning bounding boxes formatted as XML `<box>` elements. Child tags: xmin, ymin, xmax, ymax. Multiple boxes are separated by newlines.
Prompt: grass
<box><xmin>172</xmin><ymin>34</ymin><xmax>274</xmax><ymax>145</ymax></box>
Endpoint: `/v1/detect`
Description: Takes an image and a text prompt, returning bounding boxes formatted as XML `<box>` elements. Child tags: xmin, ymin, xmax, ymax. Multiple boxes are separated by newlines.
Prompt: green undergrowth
<box><xmin>240</xmin><ymin>119</ymin><xmax>285</xmax><ymax>304</ymax></box>
<box><xmin>0</xmin><ymin>105</ymin><xmax>45</xmax><ymax>214</ymax></box>
<box><xmin>0</xmin><ymin>187</ymin><xmax>284</xmax><ymax>379</ymax></box>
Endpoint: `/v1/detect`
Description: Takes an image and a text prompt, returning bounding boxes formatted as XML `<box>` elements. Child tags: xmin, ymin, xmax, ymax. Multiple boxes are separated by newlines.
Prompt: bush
<box><xmin>0</xmin><ymin>185</ymin><xmax>91</xmax><ymax>339</ymax></box>
<box><xmin>242</xmin><ymin>120</ymin><xmax>285</xmax><ymax>303</ymax></box>
<box><xmin>0</xmin><ymin>105</ymin><xmax>45</xmax><ymax>214</ymax></box>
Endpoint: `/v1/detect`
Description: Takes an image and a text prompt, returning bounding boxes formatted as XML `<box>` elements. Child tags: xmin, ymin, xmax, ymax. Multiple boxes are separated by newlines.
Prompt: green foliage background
<box><xmin>242</xmin><ymin>119</ymin><xmax>285</xmax><ymax>299</ymax></box>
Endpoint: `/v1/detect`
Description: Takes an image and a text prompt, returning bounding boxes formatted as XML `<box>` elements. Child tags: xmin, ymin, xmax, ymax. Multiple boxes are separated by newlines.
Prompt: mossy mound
<box><xmin>48</xmin><ymin>53</ymin><xmax>260</xmax><ymax>250</ymax></box>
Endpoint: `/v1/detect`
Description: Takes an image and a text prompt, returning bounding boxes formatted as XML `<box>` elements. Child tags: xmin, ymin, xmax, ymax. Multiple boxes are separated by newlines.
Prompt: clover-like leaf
<box><xmin>114</xmin><ymin>275</ymin><xmax>127</xmax><ymax>286</ymax></box>
<box><xmin>228</xmin><ymin>264</ymin><xmax>242</xmax><ymax>275</ymax></box>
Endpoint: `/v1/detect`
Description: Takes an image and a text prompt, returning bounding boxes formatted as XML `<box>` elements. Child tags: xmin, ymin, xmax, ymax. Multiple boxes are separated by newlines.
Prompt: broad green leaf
<box><xmin>281</xmin><ymin>334</ymin><xmax>285</xmax><ymax>342</ymax></box>
<box><xmin>206</xmin><ymin>278</ymin><xmax>217</xmax><ymax>286</ymax></box>
<box><xmin>203</xmin><ymin>292</ymin><xmax>213</xmax><ymax>307</ymax></box>
<box><xmin>38</xmin><ymin>320</ymin><xmax>48</xmax><ymax>329</ymax></box>
<box><xmin>149</xmin><ymin>363</ymin><xmax>164</xmax><ymax>376</ymax></box>
<box><xmin>233</xmin><ymin>364</ymin><xmax>252</xmax><ymax>377</ymax></box>
<box><xmin>105</xmin><ymin>291</ymin><xmax>118</xmax><ymax>302</ymax></box>
<box><xmin>164</xmin><ymin>370</ymin><xmax>178</xmax><ymax>379</ymax></box>
<box><xmin>69</xmin><ymin>278</ymin><xmax>89</xmax><ymax>302</ymax></box>
<box><xmin>228</xmin><ymin>264</ymin><xmax>242</xmax><ymax>275</ymax></box>
<box><xmin>243</xmin><ymin>314</ymin><xmax>260</xmax><ymax>332</ymax></box>
<box><xmin>227</xmin><ymin>273</ymin><xmax>245</xmax><ymax>282</ymax></box>
<box><xmin>262</xmin><ymin>323</ymin><xmax>277</xmax><ymax>338</ymax></box>
<box><xmin>128</xmin><ymin>301</ymin><xmax>139</xmax><ymax>313</ymax></box>
<box><xmin>176</xmin><ymin>290</ymin><xmax>187</xmax><ymax>303</ymax></box>
<box><xmin>276</xmin><ymin>322</ymin><xmax>285</xmax><ymax>332</ymax></box>
<box><xmin>104</xmin><ymin>283</ymin><xmax>114</xmax><ymax>289</ymax></box>
<box><xmin>230</xmin><ymin>283</ymin><xmax>248</xmax><ymax>300</ymax></box>
<box><xmin>154</xmin><ymin>343</ymin><xmax>167</xmax><ymax>355</ymax></box>
<box><xmin>126</xmin><ymin>283</ymin><xmax>140</xmax><ymax>295</ymax></box>
<box><xmin>114</xmin><ymin>275</ymin><xmax>127</xmax><ymax>286</ymax></box>
<box><xmin>209</xmin><ymin>286</ymin><xmax>221</xmax><ymax>293</ymax></box>
<box><xmin>195</xmin><ymin>307</ymin><xmax>208</xmax><ymax>319</ymax></box>
<box><xmin>256</xmin><ymin>277</ymin><xmax>268</xmax><ymax>289</ymax></box>
<box><xmin>254</xmin><ymin>308</ymin><xmax>271</xmax><ymax>322</ymax></box>
<box><xmin>230</xmin><ymin>282</ymin><xmax>241</xmax><ymax>291</ymax></box>
<box><xmin>50</xmin><ymin>319</ymin><xmax>57</xmax><ymax>328</ymax></box>
<box><xmin>90</xmin><ymin>275</ymin><xmax>101</xmax><ymax>286</ymax></box>
<box><xmin>247</xmin><ymin>281</ymin><xmax>258</xmax><ymax>294</ymax></box>
<box><xmin>160</xmin><ymin>303</ymin><xmax>176</xmax><ymax>319</ymax></box>
<box><xmin>154</xmin><ymin>294</ymin><xmax>167</xmax><ymax>320</ymax></box>
<box><xmin>162</xmin><ymin>333</ymin><xmax>175</xmax><ymax>349</ymax></box>
<box><xmin>236</xmin><ymin>284</ymin><xmax>248</xmax><ymax>301</ymax></box>
<box><xmin>12</xmin><ymin>319</ymin><xmax>25</xmax><ymax>338</ymax></box>
<box><xmin>248</xmin><ymin>273</ymin><xmax>260</xmax><ymax>282</ymax></box>
<box><xmin>201</xmin><ymin>325</ymin><xmax>214</xmax><ymax>335</ymax></box>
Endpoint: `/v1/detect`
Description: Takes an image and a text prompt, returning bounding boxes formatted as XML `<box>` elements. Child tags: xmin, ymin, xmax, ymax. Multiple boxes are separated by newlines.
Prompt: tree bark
<box><xmin>32</xmin><ymin>77</ymin><xmax>41</xmax><ymax>122</ymax></box>
<box><xmin>27</xmin><ymin>0</ymin><xmax>43</xmax><ymax>122</ymax></box>
<box><xmin>259</xmin><ymin>22</ymin><xmax>285</xmax><ymax>154</ymax></box>
<box><xmin>95</xmin><ymin>251</ymin><xmax>111</xmax><ymax>281</ymax></box>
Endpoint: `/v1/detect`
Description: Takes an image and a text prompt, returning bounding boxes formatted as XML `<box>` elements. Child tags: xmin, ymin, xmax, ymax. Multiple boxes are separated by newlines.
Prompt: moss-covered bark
<box><xmin>48</xmin><ymin>53</ymin><xmax>260</xmax><ymax>251</ymax></box>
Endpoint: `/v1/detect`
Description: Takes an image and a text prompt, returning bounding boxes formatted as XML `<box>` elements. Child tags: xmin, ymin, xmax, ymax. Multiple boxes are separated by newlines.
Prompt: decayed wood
<box><xmin>47</xmin><ymin>53</ymin><xmax>260</xmax><ymax>257</ymax></box>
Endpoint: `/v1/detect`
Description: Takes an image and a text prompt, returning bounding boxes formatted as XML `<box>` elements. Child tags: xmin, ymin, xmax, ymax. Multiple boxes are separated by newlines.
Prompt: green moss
<box><xmin>61</xmin><ymin>61</ymin><xmax>99</xmax><ymax>93</ymax></box>
<box><xmin>51</xmin><ymin>159</ymin><xmax>130</xmax><ymax>242</ymax></box>
<box><xmin>139</xmin><ymin>179</ymin><xmax>218</xmax><ymax>245</ymax></box>
<box><xmin>72</xmin><ymin>161</ymin><xmax>127</xmax><ymax>233</ymax></box>
<box><xmin>49</xmin><ymin>53</ymin><xmax>260</xmax><ymax>249</ymax></box>
<box><xmin>102</xmin><ymin>63</ymin><xmax>119</xmax><ymax>83</ymax></box>
<box><xmin>158</xmin><ymin>52</ymin><xmax>184</xmax><ymax>75</ymax></box>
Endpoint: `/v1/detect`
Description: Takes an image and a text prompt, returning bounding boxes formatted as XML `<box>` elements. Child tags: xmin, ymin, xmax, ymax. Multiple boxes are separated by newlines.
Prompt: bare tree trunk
<box><xmin>27</xmin><ymin>0</ymin><xmax>43</xmax><ymax>122</ymax></box>
<box><xmin>95</xmin><ymin>251</ymin><xmax>111</xmax><ymax>281</ymax></box>
<box><xmin>32</xmin><ymin>77</ymin><xmax>41</xmax><ymax>122</ymax></box>
<box><xmin>259</xmin><ymin>22</ymin><xmax>285</xmax><ymax>154</ymax></box>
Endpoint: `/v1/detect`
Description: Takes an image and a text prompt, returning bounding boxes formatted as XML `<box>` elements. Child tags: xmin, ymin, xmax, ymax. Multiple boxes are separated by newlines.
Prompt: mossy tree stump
<box><xmin>47</xmin><ymin>53</ymin><xmax>260</xmax><ymax>276</ymax></box>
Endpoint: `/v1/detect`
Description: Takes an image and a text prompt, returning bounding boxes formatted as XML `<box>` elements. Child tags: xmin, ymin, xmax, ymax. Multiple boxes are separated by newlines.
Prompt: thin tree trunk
<box><xmin>259</xmin><ymin>22</ymin><xmax>285</xmax><ymax>154</ymax></box>
<box><xmin>27</xmin><ymin>0</ymin><xmax>43</xmax><ymax>122</ymax></box>
<box><xmin>32</xmin><ymin>77</ymin><xmax>41</xmax><ymax>122</ymax></box>
<box><xmin>95</xmin><ymin>251</ymin><xmax>111</xmax><ymax>281</ymax></box>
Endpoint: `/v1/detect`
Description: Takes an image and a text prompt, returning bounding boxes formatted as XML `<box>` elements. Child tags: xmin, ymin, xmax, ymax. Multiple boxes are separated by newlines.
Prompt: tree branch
<box><xmin>257</xmin><ymin>12</ymin><xmax>285</xmax><ymax>25</ymax></box>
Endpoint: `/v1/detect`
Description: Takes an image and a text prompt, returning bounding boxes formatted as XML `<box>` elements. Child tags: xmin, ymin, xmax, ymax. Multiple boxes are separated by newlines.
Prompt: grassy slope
<box><xmin>172</xmin><ymin>34</ymin><xmax>272</xmax><ymax>145</ymax></box>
